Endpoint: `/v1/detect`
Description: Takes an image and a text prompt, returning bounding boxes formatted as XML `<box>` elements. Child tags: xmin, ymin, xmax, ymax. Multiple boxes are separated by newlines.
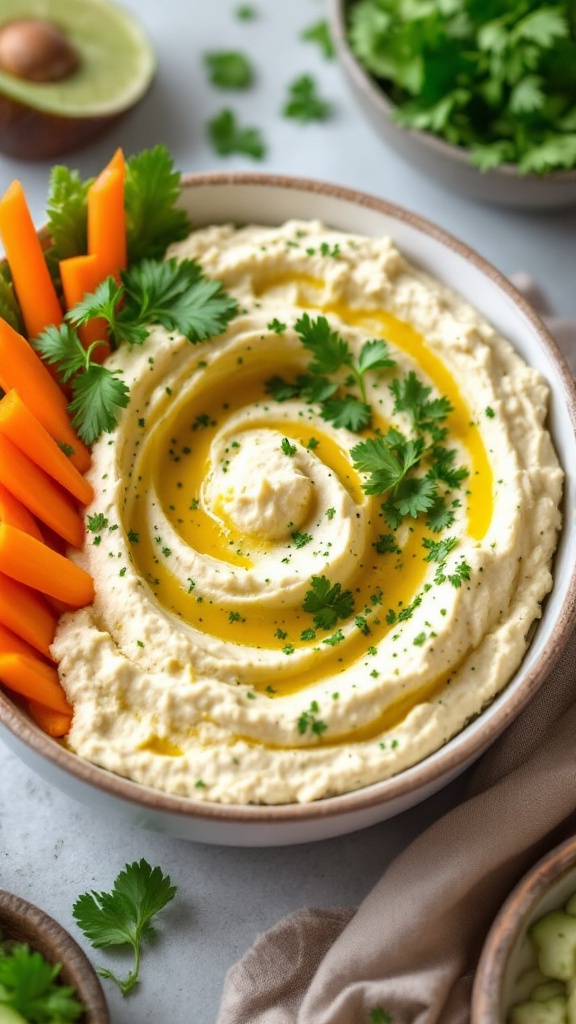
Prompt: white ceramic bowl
<box><xmin>330</xmin><ymin>0</ymin><xmax>576</xmax><ymax>210</ymax></box>
<box><xmin>0</xmin><ymin>174</ymin><xmax>575</xmax><ymax>846</ymax></box>
<box><xmin>472</xmin><ymin>834</ymin><xmax>576</xmax><ymax>1023</ymax></box>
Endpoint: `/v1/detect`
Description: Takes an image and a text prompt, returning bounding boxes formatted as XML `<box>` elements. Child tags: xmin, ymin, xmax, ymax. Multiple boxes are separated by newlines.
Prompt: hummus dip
<box><xmin>53</xmin><ymin>221</ymin><xmax>563</xmax><ymax>804</ymax></box>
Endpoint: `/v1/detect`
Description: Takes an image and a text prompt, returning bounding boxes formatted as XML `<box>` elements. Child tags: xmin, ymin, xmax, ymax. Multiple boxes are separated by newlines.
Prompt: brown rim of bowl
<box><xmin>329</xmin><ymin>0</ymin><xmax>576</xmax><ymax>187</ymax></box>
<box><xmin>1</xmin><ymin>171</ymin><xmax>575</xmax><ymax>825</ymax></box>
<box><xmin>0</xmin><ymin>889</ymin><xmax>109</xmax><ymax>1023</ymax></box>
<box><xmin>471</xmin><ymin>834</ymin><xmax>576</xmax><ymax>1023</ymax></box>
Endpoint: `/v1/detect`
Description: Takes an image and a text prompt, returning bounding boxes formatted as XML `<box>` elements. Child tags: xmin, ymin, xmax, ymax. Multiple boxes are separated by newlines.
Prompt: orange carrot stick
<box><xmin>0</xmin><ymin>318</ymin><xmax>91</xmax><ymax>474</ymax></box>
<box><xmin>0</xmin><ymin>571</ymin><xmax>57</xmax><ymax>657</ymax></box>
<box><xmin>0</xmin><ymin>523</ymin><xmax>94</xmax><ymax>607</ymax></box>
<box><xmin>0</xmin><ymin>181</ymin><xmax>63</xmax><ymax>339</ymax></box>
<box><xmin>88</xmin><ymin>148</ymin><xmax>127</xmax><ymax>282</ymax></box>
<box><xmin>0</xmin><ymin>652</ymin><xmax>72</xmax><ymax>715</ymax></box>
<box><xmin>0</xmin><ymin>435</ymin><xmax>85</xmax><ymax>548</ymax></box>
<box><xmin>0</xmin><ymin>621</ymin><xmax>42</xmax><ymax>658</ymax></box>
<box><xmin>0</xmin><ymin>391</ymin><xmax>94</xmax><ymax>506</ymax></box>
<box><xmin>0</xmin><ymin>482</ymin><xmax>43</xmax><ymax>540</ymax></box>
<box><xmin>27</xmin><ymin>699</ymin><xmax>72</xmax><ymax>737</ymax></box>
<box><xmin>60</xmin><ymin>253</ymin><xmax>111</xmax><ymax>361</ymax></box>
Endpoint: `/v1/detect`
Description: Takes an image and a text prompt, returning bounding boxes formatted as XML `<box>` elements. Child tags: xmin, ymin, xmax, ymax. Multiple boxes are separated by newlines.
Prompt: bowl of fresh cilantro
<box><xmin>0</xmin><ymin>889</ymin><xmax>109</xmax><ymax>1023</ymax></box>
<box><xmin>330</xmin><ymin>0</ymin><xmax>576</xmax><ymax>208</ymax></box>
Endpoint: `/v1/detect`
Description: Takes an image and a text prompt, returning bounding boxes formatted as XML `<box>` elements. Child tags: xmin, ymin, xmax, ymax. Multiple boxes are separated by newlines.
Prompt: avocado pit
<box><xmin>0</xmin><ymin>18</ymin><xmax>79</xmax><ymax>83</ymax></box>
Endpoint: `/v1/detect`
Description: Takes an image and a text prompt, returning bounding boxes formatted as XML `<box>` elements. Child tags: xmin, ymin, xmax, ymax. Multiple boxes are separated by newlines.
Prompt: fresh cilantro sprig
<box><xmin>301</xmin><ymin>20</ymin><xmax>335</xmax><ymax>60</ymax></box>
<box><xmin>266</xmin><ymin>314</ymin><xmax>395</xmax><ymax>431</ymax></box>
<box><xmin>348</xmin><ymin>0</ymin><xmax>576</xmax><ymax>174</ymax></box>
<box><xmin>33</xmin><ymin>324</ymin><xmax>130</xmax><ymax>445</ymax></box>
<box><xmin>34</xmin><ymin>259</ymin><xmax>238</xmax><ymax>444</ymax></box>
<box><xmin>72</xmin><ymin>859</ymin><xmax>177</xmax><ymax>996</ymax></box>
<box><xmin>302</xmin><ymin>575</ymin><xmax>354</xmax><ymax>630</ymax></box>
<box><xmin>0</xmin><ymin>940</ymin><xmax>85</xmax><ymax>1022</ymax></box>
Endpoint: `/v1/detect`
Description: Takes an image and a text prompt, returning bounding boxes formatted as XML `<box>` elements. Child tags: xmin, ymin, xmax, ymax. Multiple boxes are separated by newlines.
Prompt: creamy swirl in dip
<box><xmin>53</xmin><ymin>221</ymin><xmax>563</xmax><ymax>804</ymax></box>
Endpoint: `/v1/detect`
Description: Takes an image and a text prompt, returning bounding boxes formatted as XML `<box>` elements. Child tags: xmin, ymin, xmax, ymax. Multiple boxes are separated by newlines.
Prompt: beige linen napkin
<box><xmin>217</xmin><ymin>284</ymin><xmax>576</xmax><ymax>1024</ymax></box>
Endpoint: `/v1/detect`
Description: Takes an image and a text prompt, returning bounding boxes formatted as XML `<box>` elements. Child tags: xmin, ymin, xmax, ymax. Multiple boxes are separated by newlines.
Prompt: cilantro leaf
<box><xmin>302</xmin><ymin>575</ymin><xmax>354</xmax><ymax>630</ymax></box>
<box><xmin>33</xmin><ymin>324</ymin><xmax>89</xmax><ymax>383</ymax></box>
<box><xmin>422</xmin><ymin>536</ymin><xmax>458</xmax><ymax>562</ymax></box>
<box><xmin>356</xmin><ymin>338</ymin><xmax>396</xmax><ymax>375</ymax></box>
<box><xmin>265</xmin><ymin>375</ymin><xmax>301</xmax><ymax>402</ymax></box>
<box><xmin>44</xmin><ymin>165</ymin><xmax>91</xmax><ymax>271</ymax></box>
<box><xmin>425</xmin><ymin>496</ymin><xmax>456</xmax><ymax>533</ymax></box>
<box><xmin>73</xmin><ymin>859</ymin><xmax>177</xmax><ymax>996</ymax></box>
<box><xmin>390</xmin><ymin>371</ymin><xmax>453</xmax><ymax>433</ymax></box>
<box><xmin>0</xmin><ymin>266</ymin><xmax>23</xmax><ymax>332</ymax></box>
<box><xmin>282</xmin><ymin>74</ymin><xmax>332</xmax><ymax>122</ymax></box>
<box><xmin>121</xmin><ymin>258</ymin><xmax>238</xmax><ymax>343</ymax></box>
<box><xmin>69</xmin><ymin>365</ymin><xmax>130</xmax><ymax>445</ymax></box>
<box><xmin>301</xmin><ymin>20</ymin><xmax>335</xmax><ymax>60</ymax></box>
<box><xmin>204</xmin><ymin>51</ymin><xmax>253</xmax><ymax>89</ymax></box>
<box><xmin>125</xmin><ymin>144</ymin><xmax>191</xmax><ymax>263</ymax></box>
<box><xmin>295</xmin><ymin>313</ymin><xmax>351</xmax><ymax>374</ymax></box>
<box><xmin>320</xmin><ymin>394</ymin><xmax>371</xmax><ymax>431</ymax></box>
<box><xmin>208</xmin><ymin>108</ymin><xmax>266</xmax><ymax>158</ymax></box>
<box><xmin>351</xmin><ymin>433</ymin><xmax>424</xmax><ymax>494</ymax></box>
<box><xmin>0</xmin><ymin>942</ymin><xmax>85</xmax><ymax>1022</ymax></box>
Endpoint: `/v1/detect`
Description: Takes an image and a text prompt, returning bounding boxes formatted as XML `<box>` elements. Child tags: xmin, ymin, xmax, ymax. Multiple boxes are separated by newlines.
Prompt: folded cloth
<box><xmin>216</xmin><ymin>282</ymin><xmax>576</xmax><ymax>1024</ymax></box>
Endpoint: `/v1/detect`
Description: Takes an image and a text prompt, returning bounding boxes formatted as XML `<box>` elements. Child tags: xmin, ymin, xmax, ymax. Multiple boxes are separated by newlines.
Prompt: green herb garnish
<box><xmin>207</xmin><ymin>108</ymin><xmax>266</xmax><ymax>158</ymax></box>
<box><xmin>348</xmin><ymin>0</ymin><xmax>576</xmax><ymax>174</ymax></box>
<box><xmin>204</xmin><ymin>51</ymin><xmax>253</xmax><ymax>89</ymax></box>
<box><xmin>302</xmin><ymin>575</ymin><xmax>354</xmax><ymax>630</ymax></box>
<box><xmin>0</xmin><ymin>941</ymin><xmax>85</xmax><ymax>1023</ymax></box>
<box><xmin>301</xmin><ymin>20</ymin><xmax>334</xmax><ymax>59</ymax></box>
<box><xmin>73</xmin><ymin>859</ymin><xmax>177</xmax><ymax>996</ymax></box>
<box><xmin>282</xmin><ymin>74</ymin><xmax>332</xmax><ymax>122</ymax></box>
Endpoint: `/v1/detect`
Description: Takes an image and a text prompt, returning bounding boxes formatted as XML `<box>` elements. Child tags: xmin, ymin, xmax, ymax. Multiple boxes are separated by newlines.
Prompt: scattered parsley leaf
<box><xmin>236</xmin><ymin>4</ymin><xmax>256</xmax><ymax>19</ymax></box>
<box><xmin>282</xmin><ymin>74</ymin><xmax>332</xmax><ymax>122</ymax></box>
<box><xmin>302</xmin><ymin>575</ymin><xmax>354</xmax><ymax>630</ymax></box>
<box><xmin>33</xmin><ymin>323</ymin><xmax>91</xmax><ymax>383</ymax></box>
<box><xmin>281</xmin><ymin>437</ymin><xmax>297</xmax><ymax>456</ymax></box>
<box><xmin>422</xmin><ymin>536</ymin><xmax>458</xmax><ymax>562</ymax></box>
<box><xmin>208</xmin><ymin>108</ymin><xmax>266</xmax><ymax>158</ymax></box>
<box><xmin>297</xmin><ymin>700</ymin><xmax>328</xmax><ymax>736</ymax></box>
<box><xmin>86</xmin><ymin>513</ymin><xmax>109</xmax><ymax>533</ymax></box>
<box><xmin>265</xmin><ymin>375</ymin><xmax>301</xmax><ymax>402</ymax></box>
<box><xmin>320</xmin><ymin>393</ymin><xmax>371</xmax><ymax>431</ymax></box>
<box><xmin>301</xmin><ymin>19</ymin><xmax>335</xmax><ymax>59</ymax></box>
<box><xmin>370</xmin><ymin>1007</ymin><xmax>392</xmax><ymax>1023</ymax></box>
<box><xmin>0</xmin><ymin>941</ymin><xmax>85</xmax><ymax>1022</ymax></box>
<box><xmin>267</xmin><ymin>318</ymin><xmax>287</xmax><ymax>334</ymax></box>
<box><xmin>72</xmin><ymin>859</ymin><xmax>177</xmax><ymax>996</ymax></box>
<box><xmin>351</xmin><ymin>432</ymin><xmax>424</xmax><ymax>495</ymax></box>
<box><xmin>204</xmin><ymin>51</ymin><xmax>253</xmax><ymax>89</ymax></box>
<box><xmin>373</xmin><ymin>532</ymin><xmax>401</xmax><ymax>554</ymax></box>
<box><xmin>291</xmin><ymin>531</ymin><xmax>312</xmax><ymax>548</ymax></box>
<box><xmin>425</xmin><ymin>496</ymin><xmax>456</xmax><ymax>533</ymax></box>
<box><xmin>390</xmin><ymin>371</ymin><xmax>453</xmax><ymax>435</ymax></box>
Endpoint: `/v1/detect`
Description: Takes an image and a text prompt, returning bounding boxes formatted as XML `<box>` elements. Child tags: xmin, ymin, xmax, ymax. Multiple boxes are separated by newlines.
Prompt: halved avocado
<box><xmin>0</xmin><ymin>0</ymin><xmax>156</xmax><ymax>159</ymax></box>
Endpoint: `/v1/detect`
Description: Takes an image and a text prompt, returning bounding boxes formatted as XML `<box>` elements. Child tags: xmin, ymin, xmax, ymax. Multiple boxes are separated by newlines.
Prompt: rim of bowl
<box><xmin>471</xmin><ymin>834</ymin><xmax>576</xmax><ymax>1022</ymax></box>
<box><xmin>0</xmin><ymin>889</ymin><xmax>109</xmax><ymax>1022</ymax></box>
<box><xmin>1</xmin><ymin>171</ymin><xmax>575</xmax><ymax>827</ymax></box>
<box><xmin>329</xmin><ymin>0</ymin><xmax>576</xmax><ymax>186</ymax></box>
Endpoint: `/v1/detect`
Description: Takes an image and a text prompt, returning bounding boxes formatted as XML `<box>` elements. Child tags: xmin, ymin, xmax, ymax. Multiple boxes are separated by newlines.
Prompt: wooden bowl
<box><xmin>472</xmin><ymin>834</ymin><xmax>576</xmax><ymax>1022</ymax></box>
<box><xmin>0</xmin><ymin>889</ymin><xmax>109</xmax><ymax>1023</ymax></box>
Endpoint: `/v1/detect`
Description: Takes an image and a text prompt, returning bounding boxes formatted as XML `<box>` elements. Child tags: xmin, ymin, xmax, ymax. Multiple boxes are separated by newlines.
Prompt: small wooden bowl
<box><xmin>472</xmin><ymin>834</ymin><xmax>576</xmax><ymax>1023</ymax></box>
<box><xmin>0</xmin><ymin>889</ymin><xmax>109</xmax><ymax>1023</ymax></box>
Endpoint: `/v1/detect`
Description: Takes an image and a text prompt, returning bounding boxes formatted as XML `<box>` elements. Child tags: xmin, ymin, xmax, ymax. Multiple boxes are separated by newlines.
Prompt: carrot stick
<box><xmin>0</xmin><ymin>181</ymin><xmax>63</xmax><ymax>339</ymax></box>
<box><xmin>0</xmin><ymin>621</ymin><xmax>43</xmax><ymax>659</ymax></box>
<box><xmin>0</xmin><ymin>435</ymin><xmax>85</xmax><ymax>548</ymax></box>
<box><xmin>0</xmin><ymin>391</ymin><xmax>94</xmax><ymax>506</ymax></box>
<box><xmin>0</xmin><ymin>571</ymin><xmax>57</xmax><ymax>657</ymax></box>
<box><xmin>0</xmin><ymin>652</ymin><xmax>72</xmax><ymax>715</ymax></box>
<box><xmin>0</xmin><ymin>318</ymin><xmax>91</xmax><ymax>474</ymax></box>
<box><xmin>88</xmin><ymin>148</ymin><xmax>127</xmax><ymax>283</ymax></box>
<box><xmin>27</xmin><ymin>699</ymin><xmax>72</xmax><ymax>737</ymax></box>
<box><xmin>60</xmin><ymin>253</ymin><xmax>111</xmax><ymax>361</ymax></box>
<box><xmin>0</xmin><ymin>482</ymin><xmax>43</xmax><ymax>540</ymax></box>
<box><xmin>0</xmin><ymin>523</ymin><xmax>94</xmax><ymax>607</ymax></box>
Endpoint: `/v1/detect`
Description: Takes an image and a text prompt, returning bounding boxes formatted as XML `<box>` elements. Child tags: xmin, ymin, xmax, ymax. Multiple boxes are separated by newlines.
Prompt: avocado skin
<box><xmin>0</xmin><ymin>91</ymin><xmax>125</xmax><ymax>159</ymax></box>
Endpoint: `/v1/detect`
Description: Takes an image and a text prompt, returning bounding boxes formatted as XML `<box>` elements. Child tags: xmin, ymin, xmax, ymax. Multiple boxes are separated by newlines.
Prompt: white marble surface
<box><xmin>0</xmin><ymin>0</ymin><xmax>574</xmax><ymax>1020</ymax></box>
